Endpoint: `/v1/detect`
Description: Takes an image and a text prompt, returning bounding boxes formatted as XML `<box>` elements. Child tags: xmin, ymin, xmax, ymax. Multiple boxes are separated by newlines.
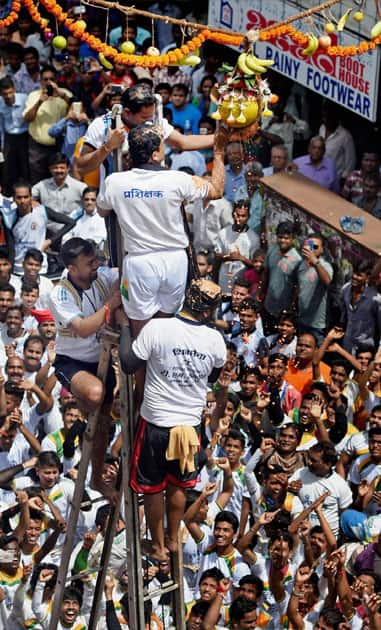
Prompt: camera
<box><xmin>110</xmin><ymin>84</ymin><xmax>124</xmax><ymax>95</ymax></box>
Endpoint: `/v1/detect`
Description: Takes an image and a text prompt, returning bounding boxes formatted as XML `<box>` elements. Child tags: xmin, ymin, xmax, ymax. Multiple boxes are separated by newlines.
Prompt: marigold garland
<box><xmin>0</xmin><ymin>0</ymin><xmax>21</xmax><ymax>27</ymax></box>
<box><xmin>3</xmin><ymin>0</ymin><xmax>381</xmax><ymax>63</ymax></box>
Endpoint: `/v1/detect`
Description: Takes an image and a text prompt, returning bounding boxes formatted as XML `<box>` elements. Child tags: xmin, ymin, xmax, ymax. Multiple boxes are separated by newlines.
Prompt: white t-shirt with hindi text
<box><xmin>97</xmin><ymin>168</ymin><xmax>209</xmax><ymax>255</ymax></box>
<box><xmin>132</xmin><ymin>316</ymin><xmax>226</xmax><ymax>427</ymax></box>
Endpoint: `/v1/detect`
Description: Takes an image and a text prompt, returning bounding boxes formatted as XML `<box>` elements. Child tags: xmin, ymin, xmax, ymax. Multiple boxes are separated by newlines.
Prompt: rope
<box><xmin>83</xmin><ymin>0</ymin><xmax>343</xmax><ymax>38</ymax></box>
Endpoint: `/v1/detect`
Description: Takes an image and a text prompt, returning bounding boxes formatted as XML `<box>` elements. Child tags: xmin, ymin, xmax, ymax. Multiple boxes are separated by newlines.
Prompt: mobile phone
<box><xmin>72</xmin><ymin>101</ymin><xmax>82</xmax><ymax>116</ymax></box>
<box><xmin>308</xmin><ymin>239</ymin><xmax>314</xmax><ymax>251</ymax></box>
<box><xmin>46</xmin><ymin>83</ymin><xmax>54</xmax><ymax>97</ymax></box>
<box><xmin>73</xmin><ymin>5</ymin><xmax>86</xmax><ymax>14</ymax></box>
<box><xmin>110</xmin><ymin>84</ymin><xmax>124</xmax><ymax>95</ymax></box>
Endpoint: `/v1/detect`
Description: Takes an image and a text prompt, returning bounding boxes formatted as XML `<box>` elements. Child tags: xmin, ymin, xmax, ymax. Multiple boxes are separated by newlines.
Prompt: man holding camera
<box><xmin>23</xmin><ymin>65</ymin><xmax>72</xmax><ymax>184</ymax></box>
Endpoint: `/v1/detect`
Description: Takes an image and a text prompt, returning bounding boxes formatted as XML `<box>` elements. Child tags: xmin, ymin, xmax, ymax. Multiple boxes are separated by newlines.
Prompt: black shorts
<box><xmin>130</xmin><ymin>418</ymin><xmax>200</xmax><ymax>494</ymax></box>
<box><xmin>54</xmin><ymin>354</ymin><xmax>116</xmax><ymax>404</ymax></box>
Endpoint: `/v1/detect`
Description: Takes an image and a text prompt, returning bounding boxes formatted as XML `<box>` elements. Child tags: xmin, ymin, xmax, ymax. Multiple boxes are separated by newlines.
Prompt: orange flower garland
<box><xmin>0</xmin><ymin>0</ymin><xmax>21</xmax><ymax>28</ymax></box>
<box><xmin>5</xmin><ymin>0</ymin><xmax>381</xmax><ymax>63</ymax></box>
<box><xmin>24</xmin><ymin>0</ymin><xmax>50</xmax><ymax>36</ymax></box>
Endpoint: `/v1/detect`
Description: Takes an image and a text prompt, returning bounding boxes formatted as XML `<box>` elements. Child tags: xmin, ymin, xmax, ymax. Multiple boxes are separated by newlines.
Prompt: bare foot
<box><xmin>165</xmin><ymin>535</ymin><xmax>178</xmax><ymax>554</ymax></box>
<box><xmin>90</xmin><ymin>478</ymin><xmax>120</xmax><ymax>507</ymax></box>
<box><xmin>141</xmin><ymin>539</ymin><xmax>169</xmax><ymax>562</ymax></box>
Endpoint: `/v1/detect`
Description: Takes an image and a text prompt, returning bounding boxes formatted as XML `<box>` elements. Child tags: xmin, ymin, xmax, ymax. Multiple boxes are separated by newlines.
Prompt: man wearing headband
<box><xmin>120</xmin><ymin>279</ymin><xmax>226</xmax><ymax>562</ymax></box>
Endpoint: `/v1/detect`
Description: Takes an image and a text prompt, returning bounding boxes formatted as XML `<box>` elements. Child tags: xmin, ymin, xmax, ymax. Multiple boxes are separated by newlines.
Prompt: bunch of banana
<box><xmin>301</xmin><ymin>32</ymin><xmax>319</xmax><ymax>56</ymax></box>
<box><xmin>237</xmin><ymin>51</ymin><xmax>274</xmax><ymax>76</ymax></box>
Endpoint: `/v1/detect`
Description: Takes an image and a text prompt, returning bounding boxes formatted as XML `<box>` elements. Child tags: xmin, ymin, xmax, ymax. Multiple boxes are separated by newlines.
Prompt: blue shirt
<box><xmin>0</xmin><ymin>93</ymin><xmax>28</xmax><ymax>135</ymax></box>
<box><xmin>223</xmin><ymin>165</ymin><xmax>247</xmax><ymax>203</ymax></box>
<box><xmin>166</xmin><ymin>102</ymin><xmax>201</xmax><ymax>135</ymax></box>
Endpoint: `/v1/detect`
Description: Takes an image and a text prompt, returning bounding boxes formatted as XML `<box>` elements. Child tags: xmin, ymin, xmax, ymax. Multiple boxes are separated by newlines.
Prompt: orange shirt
<box><xmin>286</xmin><ymin>360</ymin><xmax>331</xmax><ymax>396</ymax></box>
<box><xmin>73</xmin><ymin>136</ymin><xmax>99</xmax><ymax>188</ymax></box>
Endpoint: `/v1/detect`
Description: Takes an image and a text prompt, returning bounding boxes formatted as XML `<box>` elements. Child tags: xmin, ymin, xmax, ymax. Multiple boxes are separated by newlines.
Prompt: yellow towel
<box><xmin>165</xmin><ymin>426</ymin><xmax>199</xmax><ymax>474</ymax></box>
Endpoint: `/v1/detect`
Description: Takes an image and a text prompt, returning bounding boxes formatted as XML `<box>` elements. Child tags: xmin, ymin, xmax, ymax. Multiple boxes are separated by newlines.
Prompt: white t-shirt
<box><xmin>215</xmin><ymin>225</ymin><xmax>260</xmax><ymax>294</ymax></box>
<box><xmin>289</xmin><ymin>466</ymin><xmax>353</xmax><ymax>537</ymax></box>
<box><xmin>196</xmin><ymin>534</ymin><xmax>250</xmax><ymax>603</ymax></box>
<box><xmin>48</xmin><ymin>267</ymin><xmax>118</xmax><ymax>363</ymax></box>
<box><xmin>83</xmin><ymin>114</ymin><xmax>174</xmax><ymax>191</ymax></box>
<box><xmin>97</xmin><ymin>168</ymin><xmax>209</xmax><ymax>255</ymax></box>
<box><xmin>132</xmin><ymin>316</ymin><xmax>226</xmax><ymax>427</ymax></box>
<box><xmin>64</xmin><ymin>209</ymin><xmax>107</xmax><ymax>247</ymax></box>
<box><xmin>12</xmin><ymin>206</ymin><xmax>48</xmax><ymax>274</ymax></box>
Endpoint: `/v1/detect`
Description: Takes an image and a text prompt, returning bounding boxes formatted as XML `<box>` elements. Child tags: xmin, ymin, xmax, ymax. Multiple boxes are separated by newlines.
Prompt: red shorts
<box><xmin>130</xmin><ymin>418</ymin><xmax>200</xmax><ymax>494</ymax></box>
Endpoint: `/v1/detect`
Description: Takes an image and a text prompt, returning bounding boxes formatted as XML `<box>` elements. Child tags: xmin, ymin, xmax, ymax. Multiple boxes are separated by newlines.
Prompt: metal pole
<box><xmin>48</xmin><ymin>335</ymin><xmax>113</xmax><ymax>630</ymax></box>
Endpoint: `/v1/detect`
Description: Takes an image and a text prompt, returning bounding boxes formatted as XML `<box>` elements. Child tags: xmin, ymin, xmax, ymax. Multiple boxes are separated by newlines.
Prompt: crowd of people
<box><xmin>0</xmin><ymin>2</ymin><xmax>379</xmax><ymax>630</ymax></box>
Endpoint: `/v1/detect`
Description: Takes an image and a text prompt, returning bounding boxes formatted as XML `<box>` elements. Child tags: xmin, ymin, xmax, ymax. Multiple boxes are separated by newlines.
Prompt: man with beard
<box><xmin>48</xmin><ymin>238</ymin><xmax>121</xmax><ymax>502</ymax></box>
<box><xmin>30</xmin><ymin>309</ymin><xmax>56</xmax><ymax>345</ymax></box>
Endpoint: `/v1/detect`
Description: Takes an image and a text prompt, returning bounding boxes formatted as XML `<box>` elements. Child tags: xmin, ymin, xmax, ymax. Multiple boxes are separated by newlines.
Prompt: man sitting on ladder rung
<box><xmin>48</xmin><ymin>237</ymin><xmax>122</xmax><ymax>503</ymax></box>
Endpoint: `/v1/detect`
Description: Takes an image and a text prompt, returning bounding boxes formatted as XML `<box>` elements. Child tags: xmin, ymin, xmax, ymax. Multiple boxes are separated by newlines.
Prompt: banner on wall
<box><xmin>208</xmin><ymin>0</ymin><xmax>380</xmax><ymax>121</ymax></box>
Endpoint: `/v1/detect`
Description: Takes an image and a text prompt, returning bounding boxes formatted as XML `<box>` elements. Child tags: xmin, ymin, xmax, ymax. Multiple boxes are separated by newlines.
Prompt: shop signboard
<box><xmin>208</xmin><ymin>0</ymin><xmax>380</xmax><ymax>121</ymax></box>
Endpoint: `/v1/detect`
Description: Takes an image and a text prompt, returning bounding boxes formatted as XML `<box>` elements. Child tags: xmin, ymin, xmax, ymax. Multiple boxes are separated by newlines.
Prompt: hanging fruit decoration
<box><xmin>211</xmin><ymin>29</ymin><xmax>277</xmax><ymax>129</ymax></box>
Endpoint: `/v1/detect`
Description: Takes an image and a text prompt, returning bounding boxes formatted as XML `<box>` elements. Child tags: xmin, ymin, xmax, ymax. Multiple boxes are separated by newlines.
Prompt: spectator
<box><xmin>166</xmin><ymin>83</ymin><xmax>202</xmax><ymax>135</ymax></box>
<box><xmin>23</xmin><ymin>65</ymin><xmax>72</xmax><ymax>185</ymax></box>
<box><xmin>32</xmin><ymin>152</ymin><xmax>86</xmax><ymax>216</ymax></box>
<box><xmin>11</xmin><ymin>179</ymin><xmax>74</xmax><ymax>275</ymax></box>
<box><xmin>215</xmin><ymin>200</ymin><xmax>260</xmax><ymax>295</ymax></box>
<box><xmin>342</xmin><ymin>150</ymin><xmax>380</xmax><ymax>201</ymax></box>
<box><xmin>13</xmin><ymin>46</ymin><xmax>41</xmax><ymax>95</ymax></box>
<box><xmin>224</xmin><ymin>142</ymin><xmax>247</xmax><ymax>203</ymax></box>
<box><xmin>66</xmin><ymin>187</ymin><xmax>106</xmax><ymax>249</ymax></box>
<box><xmin>297</xmin><ymin>233</ymin><xmax>333</xmax><ymax>343</ymax></box>
<box><xmin>342</xmin><ymin>260</ymin><xmax>378</xmax><ymax>354</ymax></box>
<box><xmin>289</xmin><ymin>441</ymin><xmax>352</xmax><ymax>537</ymax></box>
<box><xmin>319</xmin><ymin>105</ymin><xmax>356</xmax><ymax>181</ymax></box>
<box><xmin>352</xmin><ymin>173</ymin><xmax>381</xmax><ymax>219</ymax></box>
<box><xmin>0</xmin><ymin>77</ymin><xmax>29</xmax><ymax>196</ymax></box>
<box><xmin>243</xmin><ymin>161</ymin><xmax>264</xmax><ymax>236</ymax></box>
<box><xmin>286</xmin><ymin>333</ymin><xmax>331</xmax><ymax>395</ymax></box>
<box><xmin>259</xmin><ymin>220</ymin><xmax>301</xmax><ymax>334</ymax></box>
<box><xmin>47</xmin><ymin>101</ymin><xmax>89</xmax><ymax>164</ymax></box>
<box><xmin>262</xmin><ymin>144</ymin><xmax>289</xmax><ymax>176</ymax></box>
<box><xmin>293</xmin><ymin>136</ymin><xmax>340</xmax><ymax>193</ymax></box>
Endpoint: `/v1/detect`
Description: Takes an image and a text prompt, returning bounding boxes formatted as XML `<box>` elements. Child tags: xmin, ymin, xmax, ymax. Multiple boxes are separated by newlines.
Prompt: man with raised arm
<box><xmin>120</xmin><ymin>279</ymin><xmax>227</xmax><ymax>561</ymax></box>
<box><xmin>76</xmin><ymin>84</ymin><xmax>216</xmax><ymax>187</ymax></box>
<box><xmin>97</xmin><ymin>122</ymin><xmax>228</xmax><ymax>339</ymax></box>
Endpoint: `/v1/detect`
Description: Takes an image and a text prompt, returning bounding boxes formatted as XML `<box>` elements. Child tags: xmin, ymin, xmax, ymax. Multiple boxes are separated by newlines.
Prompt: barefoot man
<box><xmin>48</xmin><ymin>237</ymin><xmax>121</xmax><ymax>502</ymax></box>
<box><xmin>120</xmin><ymin>279</ymin><xmax>227</xmax><ymax>561</ymax></box>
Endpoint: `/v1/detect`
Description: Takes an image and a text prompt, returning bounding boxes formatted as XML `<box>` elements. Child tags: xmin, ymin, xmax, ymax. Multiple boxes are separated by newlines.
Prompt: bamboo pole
<box><xmin>83</xmin><ymin>0</ymin><xmax>343</xmax><ymax>38</ymax></box>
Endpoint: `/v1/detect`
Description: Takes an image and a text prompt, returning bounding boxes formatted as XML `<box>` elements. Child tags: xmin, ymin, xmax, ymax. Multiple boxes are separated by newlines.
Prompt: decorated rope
<box><xmin>1</xmin><ymin>0</ymin><xmax>381</xmax><ymax>62</ymax></box>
